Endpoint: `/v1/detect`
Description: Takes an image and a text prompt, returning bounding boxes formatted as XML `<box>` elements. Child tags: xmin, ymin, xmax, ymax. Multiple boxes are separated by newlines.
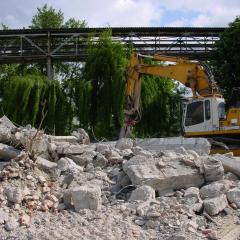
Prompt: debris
<box><xmin>0</xmin><ymin>115</ymin><xmax>239</xmax><ymax>239</ymax></box>
<box><xmin>123</xmin><ymin>155</ymin><xmax>204</xmax><ymax>195</ymax></box>
<box><xmin>215</xmin><ymin>154</ymin><xmax>240</xmax><ymax>177</ymax></box>
<box><xmin>72</xmin><ymin>128</ymin><xmax>90</xmax><ymax>144</ymax></box>
<box><xmin>4</xmin><ymin>217</ymin><xmax>19</xmax><ymax>231</ymax></box>
<box><xmin>203</xmin><ymin>194</ymin><xmax>228</xmax><ymax>215</ymax></box>
<box><xmin>71</xmin><ymin>184</ymin><xmax>102</xmax><ymax>211</ymax></box>
<box><xmin>0</xmin><ymin>143</ymin><xmax>20</xmax><ymax>161</ymax></box>
<box><xmin>115</xmin><ymin>138</ymin><xmax>134</xmax><ymax>150</ymax></box>
<box><xmin>36</xmin><ymin>157</ymin><xmax>60</xmax><ymax>178</ymax></box>
<box><xmin>227</xmin><ymin>187</ymin><xmax>240</xmax><ymax>208</ymax></box>
<box><xmin>202</xmin><ymin>156</ymin><xmax>224</xmax><ymax>182</ymax></box>
<box><xmin>135</xmin><ymin>137</ymin><xmax>211</xmax><ymax>155</ymax></box>
<box><xmin>4</xmin><ymin>187</ymin><xmax>23</xmax><ymax>204</ymax></box>
<box><xmin>19</xmin><ymin>214</ymin><xmax>30</xmax><ymax>226</ymax></box>
<box><xmin>200</xmin><ymin>180</ymin><xmax>230</xmax><ymax>199</ymax></box>
<box><xmin>129</xmin><ymin>185</ymin><xmax>155</xmax><ymax>202</ymax></box>
<box><xmin>0</xmin><ymin>209</ymin><xmax>9</xmax><ymax>224</ymax></box>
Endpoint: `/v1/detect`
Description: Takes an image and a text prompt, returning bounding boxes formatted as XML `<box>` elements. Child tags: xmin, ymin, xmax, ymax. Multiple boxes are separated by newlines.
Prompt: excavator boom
<box><xmin>120</xmin><ymin>53</ymin><xmax>220</xmax><ymax>138</ymax></box>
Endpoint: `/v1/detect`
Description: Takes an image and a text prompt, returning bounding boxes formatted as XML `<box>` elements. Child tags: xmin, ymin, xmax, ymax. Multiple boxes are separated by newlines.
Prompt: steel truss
<box><xmin>0</xmin><ymin>27</ymin><xmax>225</xmax><ymax>78</ymax></box>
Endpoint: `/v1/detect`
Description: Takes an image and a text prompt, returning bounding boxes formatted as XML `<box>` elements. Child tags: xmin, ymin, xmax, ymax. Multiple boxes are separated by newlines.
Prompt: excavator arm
<box><xmin>120</xmin><ymin>53</ymin><xmax>219</xmax><ymax>138</ymax></box>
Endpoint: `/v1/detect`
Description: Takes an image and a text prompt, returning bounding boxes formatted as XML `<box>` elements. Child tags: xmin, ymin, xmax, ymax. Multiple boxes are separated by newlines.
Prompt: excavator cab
<box><xmin>183</xmin><ymin>97</ymin><xmax>226</xmax><ymax>136</ymax></box>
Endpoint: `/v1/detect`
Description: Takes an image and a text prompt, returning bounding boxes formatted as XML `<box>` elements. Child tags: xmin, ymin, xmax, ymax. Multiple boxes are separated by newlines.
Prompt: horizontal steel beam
<box><xmin>0</xmin><ymin>27</ymin><xmax>225</xmax><ymax>63</ymax></box>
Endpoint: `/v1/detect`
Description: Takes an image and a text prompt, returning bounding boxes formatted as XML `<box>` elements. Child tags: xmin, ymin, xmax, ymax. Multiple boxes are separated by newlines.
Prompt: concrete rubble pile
<box><xmin>0</xmin><ymin>115</ymin><xmax>240</xmax><ymax>239</ymax></box>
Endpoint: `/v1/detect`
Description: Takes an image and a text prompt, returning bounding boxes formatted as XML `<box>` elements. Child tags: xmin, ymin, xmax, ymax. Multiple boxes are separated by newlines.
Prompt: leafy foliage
<box><xmin>80</xmin><ymin>30</ymin><xmax>128</xmax><ymax>139</ymax></box>
<box><xmin>64</xmin><ymin>18</ymin><xmax>87</xmax><ymax>28</ymax></box>
<box><xmin>211</xmin><ymin>17</ymin><xmax>240</xmax><ymax>97</ymax></box>
<box><xmin>0</xmin><ymin>74</ymin><xmax>69</xmax><ymax>135</ymax></box>
<box><xmin>30</xmin><ymin>4</ymin><xmax>64</xmax><ymax>29</ymax></box>
<box><xmin>134</xmin><ymin>75</ymin><xmax>182</xmax><ymax>137</ymax></box>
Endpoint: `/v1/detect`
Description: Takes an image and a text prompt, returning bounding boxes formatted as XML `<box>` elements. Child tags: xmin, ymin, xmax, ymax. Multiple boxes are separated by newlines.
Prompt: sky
<box><xmin>0</xmin><ymin>0</ymin><xmax>239</xmax><ymax>29</ymax></box>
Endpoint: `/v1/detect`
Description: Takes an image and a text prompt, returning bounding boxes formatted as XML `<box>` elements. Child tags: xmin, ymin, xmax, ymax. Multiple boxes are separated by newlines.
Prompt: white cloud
<box><xmin>156</xmin><ymin>0</ymin><xmax>240</xmax><ymax>26</ymax></box>
<box><xmin>52</xmin><ymin>0</ymin><xmax>162</xmax><ymax>27</ymax></box>
<box><xmin>191</xmin><ymin>5</ymin><xmax>240</xmax><ymax>27</ymax></box>
<box><xmin>168</xmin><ymin>19</ymin><xmax>188</xmax><ymax>27</ymax></box>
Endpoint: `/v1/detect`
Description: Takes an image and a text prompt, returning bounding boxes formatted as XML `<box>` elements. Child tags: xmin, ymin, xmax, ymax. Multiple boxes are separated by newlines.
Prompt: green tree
<box><xmin>134</xmin><ymin>74</ymin><xmax>182</xmax><ymax>137</ymax></box>
<box><xmin>211</xmin><ymin>16</ymin><xmax>240</xmax><ymax>97</ymax></box>
<box><xmin>30</xmin><ymin>4</ymin><xmax>64</xmax><ymax>29</ymax></box>
<box><xmin>64</xmin><ymin>18</ymin><xmax>87</xmax><ymax>28</ymax></box>
<box><xmin>81</xmin><ymin>30</ymin><xmax>128</xmax><ymax>139</ymax></box>
<box><xmin>0</xmin><ymin>73</ymin><xmax>69</xmax><ymax>134</ymax></box>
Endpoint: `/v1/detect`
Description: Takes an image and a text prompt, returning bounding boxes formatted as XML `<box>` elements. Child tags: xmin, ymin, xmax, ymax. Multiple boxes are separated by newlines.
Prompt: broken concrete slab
<box><xmin>214</xmin><ymin>154</ymin><xmax>240</xmax><ymax>178</ymax></box>
<box><xmin>60</xmin><ymin>144</ymin><xmax>96</xmax><ymax>156</ymax></box>
<box><xmin>129</xmin><ymin>185</ymin><xmax>155</xmax><ymax>202</ymax></box>
<box><xmin>95</xmin><ymin>143</ymin><xmax>110</xmax><ymax>154</ymax></box>
<box><xmin>135</xmin><ymin>137</ymin><xmax>211</xmax><ymax>155</ymax></box>
<box><xmin>200</xmin><ymin>180</ymin><xmax>231</xmax><ymax>199</ymax></box>
<box><xmin>0</xmin><ymin>209</ymin><xmax>9</xmax><ymax>224</ymax></box>
<box><xmin>4</xmin><ymin>187</ymin><xmax>23</xmax><ymax>204</ymax></box>
<box><xmin>123</xmin><ymin>155</ymin><xmax>204</xmax><ymax>195</ymax></box>
<box><xmin>115</xmin><ymin>138</ymin><xmax>134</xmax><ymax>150</ymax></box>
<box><xmin>184</xmin><ymin>187</ymin><xmax>201</xmax><ymax>200</ymax></box>
<box><xmin>72</xmin><ymin>128</ymin><xmax>90</xmax><ymax>144</ymax></box>
<box><xmin>48</xmin><ymin>135</ymin><xmax>78</xmax><ymax>144</ymax></box>
<box><xmin>68</xmin><ymin>150</ymin><xmax>96</xmax><ymax>167</ymax></box>
<box><xmin>202</xmin><ymin>156</ymin><xmax>224</xmax><ymax>182</ymax></box>
<box><xmin>227</xmin><ymin>188</ymin><xmax>240</xmax><ymax>208</ymax></box>
<box><xmin>203</xmin><ymin>194</ymin><xmax>228</xmax><ymax>216</ymax></box>
<box><xmin>93</xmin><ymin>153</ymin><xmax>108</xmax><ymax>168</ymax></box>
<box><xmin>224</xmin><ymin>172</ymin><xmax>239</xmax><ymax>181</ymax></box>
<box><xmin>4</xmin><ymin>217</ymin><xmax>19</xmax><ymax>231</ymax></box>
<box><xmin>36</xmin><ymin>157</ymin><xmax>60</xmax><ymax>178</ymax></box>
<box><xmin>0</xmin><ymin>143</ymin><xmax>20</xmax><ymax>161</ymax></box>
<box><xmin>57</xmin><ymin>157</ymin><xmax>83</xmax><ymax>173</ymax></box>
<box><xmin>0</xmin><ymin>116</ymin><xmax>16</xmax><ymax>143</ymax></box>
<box><xmin>71</xmin><ymin>184</ymin><xmax>102</xmax><ymax>211</ymax></box>
<box><xmin>184</xmin><ymin>187</ymin><xmax>203</xmax><ymax>213</ymax></box>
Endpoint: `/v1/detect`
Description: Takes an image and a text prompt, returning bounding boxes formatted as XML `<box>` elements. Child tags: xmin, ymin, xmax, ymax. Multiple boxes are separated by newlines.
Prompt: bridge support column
<box><xmin>47</xmin><ymin>57</ymin><xmax>53</xmax><ymax>80</ymax></box>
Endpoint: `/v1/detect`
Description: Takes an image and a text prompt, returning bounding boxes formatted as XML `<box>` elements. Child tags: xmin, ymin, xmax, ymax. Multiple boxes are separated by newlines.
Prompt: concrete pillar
<box><xmin>47</xmin><ymin>57</ymin><xmax>53</xmax><ymax>80</ymax></box>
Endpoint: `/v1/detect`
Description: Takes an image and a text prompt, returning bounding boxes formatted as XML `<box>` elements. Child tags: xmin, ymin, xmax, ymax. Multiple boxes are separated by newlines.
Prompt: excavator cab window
<box><xmin>218</xmin><ymin>102</ymin><xmax>225</xmax><ymax>119</ymax></box>
<box><xmin>205</xmin><ymin>100</ymin><xmax>211</xmax><ymax>120</ymax></box>
<box><xmin>185</xmin><ymin>101</ymin><xmax>204</xmax><ymax>126</ymax></box>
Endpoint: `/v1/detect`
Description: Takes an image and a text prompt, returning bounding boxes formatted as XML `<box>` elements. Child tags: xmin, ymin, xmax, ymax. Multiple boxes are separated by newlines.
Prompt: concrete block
<box><xmin>4</xmin><ymin>187</ymin><xmax>23</xmax><ymax>204</ymax></box>
<box><xmin>71</xmin><ymin>184</ymin><xmax>102</xmax><ymax>211</ymax></box>
<box><xmin>129</xmin><ymin>185</ymin><xmax>155</xmax><ymax>202</ymax></box>
<box><xmin>36</xmin><ymin>157</ymin><xmax>60</xmax><ymax>178</ymax></box>
<box><xmin>0</xmin><ymin>143</ymin><xmax>20</xmax><ymax>161</ymax></box>
<box><xmin>203</xmin><ymin>194</ymin><xmax>228</xmax><ymax>215</ymax></box>
<box><xmin>115</xmin><ymin>138</ymin><xmax>134</xmax><ymax>150</ymax></box>
<box><xmin>214</xmin><ymin>154</ymin><xmax>240</xmax><ymax>178</ymax></box>
<box><xmin>227</xmin><ymin>188</ymin><xmax>240</xmax><ymax>208</ymax></box>
<box><xmin>135</xmin><ymin>137</ymin><xmax>210</xmax><ymax>155</ymax></box>
<box><xmin>123</xmin><ymin>155</ymin><xmax>204</xmax><ymax>195</ymax></box>
<box><xmin>0</xmin><ymin>115</ymin><xmax>16</xmax><ymax>143</ymax></box>
<box><xmin>202</xmin><ymin>156</ymin><xmax>224</xmax><ymax>182</ymax></box>
<box><xmin>200</xmin><ymin>180</ymin><xmax>231</xmax><ymax>199</ymax></box>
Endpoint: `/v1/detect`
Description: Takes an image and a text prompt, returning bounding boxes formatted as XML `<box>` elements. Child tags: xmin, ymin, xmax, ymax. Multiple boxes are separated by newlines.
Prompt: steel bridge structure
<box><xmin>0</xmin><ymin>27</ymin><xmax>225</xmax><ymax>78</ymax></box>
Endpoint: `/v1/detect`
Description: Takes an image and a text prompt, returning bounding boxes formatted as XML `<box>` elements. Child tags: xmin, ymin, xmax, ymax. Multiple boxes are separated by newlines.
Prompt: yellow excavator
<box><xmin>120</xmin><ymin>53</ymin><xmax>240</xmax><ymax>155</ymax></box>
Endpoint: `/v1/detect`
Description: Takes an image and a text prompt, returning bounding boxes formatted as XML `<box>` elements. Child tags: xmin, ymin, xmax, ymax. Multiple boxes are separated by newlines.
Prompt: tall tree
<box><xmin>134</xmin><ymin>74</ymin><xmax>182</xmax><ymax>138</ymax></box>
<box><xmin>82</xmin><ymin>30</ymin><xmax>128</xmax><ymax>139</ymax></box>
<box><xmin>211</xmin><ymin>17</ymin><xmax>240</xmax><ymax>97</ymax></box>
<box><xmin>30</xmin><ymin>4</ymin><xmax>64</xmax><ymax>29</ymax></box>
<box><xmin>0</xmin><ymin>73</ymin><xmax>69</xmax><ymax>134</ymax></box>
